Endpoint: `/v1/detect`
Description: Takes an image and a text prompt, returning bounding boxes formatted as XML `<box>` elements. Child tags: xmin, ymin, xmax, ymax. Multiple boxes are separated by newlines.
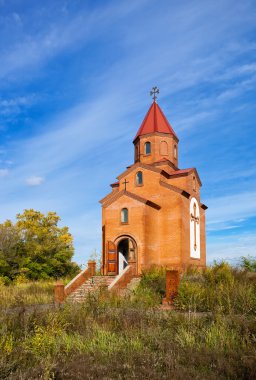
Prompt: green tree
<box><xmin>0</xmin><ymin>220</ymin><xmax>20</xmax><ymax>280</ymax></box>
<box><xmin>0</xmin><ymin>210</ymin><xmax>79</xmax><ymax>281</ymax></box>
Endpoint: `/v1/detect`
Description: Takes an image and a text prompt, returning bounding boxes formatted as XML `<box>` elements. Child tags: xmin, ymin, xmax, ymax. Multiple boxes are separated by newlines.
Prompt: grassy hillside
<box><xmin>0</xmin><ymin>263</ymin><xmax>255</xmax><ymax>379</ymax></box>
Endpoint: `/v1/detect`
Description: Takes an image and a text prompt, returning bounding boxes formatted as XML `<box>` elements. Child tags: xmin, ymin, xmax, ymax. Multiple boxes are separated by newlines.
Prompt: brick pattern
<box><xmin>134</xmin><ymin>134</ymin><xmax>178</xmax><ymax>168</ymax></box>
<box><xmin>162</xmin><ymin>270</ymin><xmax>180</xmax><ymax>305</ymax></box>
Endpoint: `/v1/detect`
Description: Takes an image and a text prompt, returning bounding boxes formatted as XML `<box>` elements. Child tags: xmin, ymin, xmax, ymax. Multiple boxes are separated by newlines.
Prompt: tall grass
<box><xmin>175</xmin><ymin>262</ymin><xmax>256</xmax><ymax>315</ymax></box>
<box><xmin>0</xmin><ymin>263</ymin><xmax>256</xmax><ymax>379</ymax></box>
<box><xmin>0</xmin><ymin>281</ymin><xmax>55</xmax><ymax>308</ymax></box>
<box><xmin>0</xmin><ymin>290</ymin><xmax>255</xmax><ymax>379</ymax></box>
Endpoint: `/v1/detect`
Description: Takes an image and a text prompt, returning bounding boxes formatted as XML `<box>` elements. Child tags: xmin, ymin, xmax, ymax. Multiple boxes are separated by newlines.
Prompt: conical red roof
<box><xmin>133</xmin><ymin>102</ymin><xmax>178</xmax><ymax>142</ymax></box>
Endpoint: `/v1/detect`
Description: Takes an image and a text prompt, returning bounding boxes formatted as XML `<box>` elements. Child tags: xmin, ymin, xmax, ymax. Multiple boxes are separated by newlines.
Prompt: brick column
<box><xmin>88</xmin><ymin>260</ymin><xmax>96</xmax><ymax>276</ymax></box>
<box><xmin>162</xmin><ymin>270</ymin><xmax>180</xmax><ymax>305</ymax></box>
<box><xmin>54</xmin><ymin>282</ymin><xmax>65</xmax><ymax>304</ymax></box>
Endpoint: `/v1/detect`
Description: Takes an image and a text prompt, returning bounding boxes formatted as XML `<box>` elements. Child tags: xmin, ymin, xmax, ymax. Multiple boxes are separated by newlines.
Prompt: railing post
<box><xmin>54</xmin><ymin>282</ymin><xmax>65</xmax><ymax>304</ymax></box>
<box><xmin>88</xmin><ymin>260</ymin><xmax>96</xmax><ymax>276</ymax></box>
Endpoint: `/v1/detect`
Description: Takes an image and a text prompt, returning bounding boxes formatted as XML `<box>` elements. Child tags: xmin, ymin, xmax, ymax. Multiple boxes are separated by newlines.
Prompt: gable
<box><xmin>102</xmin><ymin>190</ymin><xmax>161</xmax><ymax>210</ymax></box>
<box><xmin>117</xmin><ymin>162</ymin><xmax>162</xmax><ymax>181</ymax></box>
<box><xmin>166</xmin><ymin>168</ymin><xmax>202</xmax><ymax>187</ymax></box>
<box><xmin>159</xmin><ymin>180</ymin><xmax>190</xmax><ymax>199</ymax></box>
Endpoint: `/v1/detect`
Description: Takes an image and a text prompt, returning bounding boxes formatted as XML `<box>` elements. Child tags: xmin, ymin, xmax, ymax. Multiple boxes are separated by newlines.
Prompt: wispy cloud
<box><xmin>0</xmin><ymin>169</ymin><xmax>9</xmax><ymax>177</ymax></box>
<box><xmin>0</xmin><ymin>2</ymin><xmax>148</xmax><ymax>82</ymax></box>
<box><xmin>207</xmin><ymin>191</ymin><xmax>256</xmax><ymax>225</ymax></box>
<box><xmin>207</xmin><ymin>233</ymin><xmax>256</xmax><ymax>264</ymax></box>
<box><xmin>0</xmin><ymin>0</ymin><xmax>255</xmax><ymax>264</ymax></box>
<box><xmin>0</xmin><ymin>95</ymin><xmax>36</xmax><ymax>116</ymax></box>
<box><xmin>207</xmin><ymin>224</ymin><xmax>240</xmax><ymax>232</ymax></box>
<box><xmin>26</xmin><ymin>176</ymin><xmax>44</xmax><ymax>186</ymax></box>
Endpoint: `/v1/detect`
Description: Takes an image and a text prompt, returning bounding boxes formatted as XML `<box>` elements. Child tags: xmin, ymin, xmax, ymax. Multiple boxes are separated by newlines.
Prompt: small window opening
<box><xmin>136</xmin><ymin>146</ymin><xmax>139</xmax><ymax>160</ymax></box>
<box><xmin>136</xmin><ymin>171</ymin><xmax>143</xmax><ymax>185</ymax></box>
<box><xmin>193</xmin><ymin>176</ymin><xmax>196</xmax><ymax>192</ymax></box>
<box><xmin>121</xmin><ymin>208</ymin><xmax>128</xmax><ymax>223</ymax></box>
<box><xmin>174</xmin><ymin>144</ymin><xmax>177</xmax><ymax>159</ymax></box>
<box><xmin>145</xmin><ymin>142</ymin><xmax>151</xmax><ymax>155</ymax></box>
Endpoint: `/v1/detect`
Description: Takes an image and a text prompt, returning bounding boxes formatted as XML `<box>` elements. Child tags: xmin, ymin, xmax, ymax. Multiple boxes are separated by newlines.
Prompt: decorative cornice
<box><xmin>152</xmin><ymin>159</ymin><xmax>178</xmax><ymax>171</ymax></box>
<box><xmin>117</xmin><ymin>162</ymin><xmax>162</xmax><ymax>181</ymax></box>
<box><xmin>133</xmin><ymin>131</ymin><xmax>179</xmax><ymax>145</ymax></box>
<box><xmin>102</xmin><ymin>189</ymin><xmax>161</xmax><ymax>210</ymax></box>
<box><xmin>159</xmin><ymin>180</ymin><xmax>190</xmax><ymax>199</ymax></box>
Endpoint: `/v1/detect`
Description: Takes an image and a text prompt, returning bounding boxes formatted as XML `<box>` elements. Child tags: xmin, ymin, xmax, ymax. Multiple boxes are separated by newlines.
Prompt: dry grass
<box><xmin>0</xmin><ymin>281</ymin><xmax>54</xmax><ymax>308</ymax></box>
<box><xmin>0</xmin><ymin>264</ymin><xmax>256</xmax><ymax>379</ymax></box>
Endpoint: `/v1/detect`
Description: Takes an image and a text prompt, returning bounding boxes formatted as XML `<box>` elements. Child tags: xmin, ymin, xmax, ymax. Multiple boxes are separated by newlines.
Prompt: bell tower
<box><xmin>133</xmin><ymin>87</ymin><xmax>179</xmax><ymax>168</ymax></box>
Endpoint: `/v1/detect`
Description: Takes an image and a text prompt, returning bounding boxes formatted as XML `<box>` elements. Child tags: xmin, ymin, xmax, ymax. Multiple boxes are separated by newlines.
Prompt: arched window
<box><xmin>121</xmin><ymin>208</ymin><xmax>128</xmax><ymax>223</ymax></box>
<box><xmin>145</xmin><ymin>142</ymin><xmax>151</xmax><ymax>155</ymax></box>
<box><xmin>136</xmin><ymin>171</ymin><xmax>143</xmax><ymax>185</ymax></box>
<box><xmin>174</xmin><ymin>144</ymin><xmax>177</xmax><ymax>159</ymax></box>
<box><xmin>160</xmin><ymin>141</ymin><xmax>168</xmax><ymax>155</ymax></box>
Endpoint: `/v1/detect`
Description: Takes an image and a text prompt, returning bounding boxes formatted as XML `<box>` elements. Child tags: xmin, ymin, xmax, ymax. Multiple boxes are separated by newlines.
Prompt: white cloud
<box><xmin>0</xmin><ymin>95</ymin><xmax>36</xmax><ymax>116</ymax></box>
<box><xmin>0</xmin><ymin>0</ymin><xmax>255</xmax><ymax>265</ymax></box>
<box><xmin>12</xmin><ymin>12</ymin><xmax>22</xmax><ymax>25</ymax></box>
<box><xmin>207</xmin><ymin>233</ymin><xmax>256</xmax><ymax>264</ymax></box>
<box><xmin>0</xmin><ymin>169</ymin><xmax>9</xmax><ymax>177</ymax></box>
<box><xmin>0</xmin><ymin>2</ymin><xmax>148</xmax><ymax>81</ymax></box>
<box><xmin>206</xmin><ymin>190</ymin><xmax>256</xmax><ymax>225</ymax></box>
<box><xmin>207</xmin><ymin>224</ymin><xmax>240</xmax><ymax>232</ymax></box>
<box><xmin>26</xmin><ymin>176</ymin><xmax>44</xmax><ymax>186</ymax></box>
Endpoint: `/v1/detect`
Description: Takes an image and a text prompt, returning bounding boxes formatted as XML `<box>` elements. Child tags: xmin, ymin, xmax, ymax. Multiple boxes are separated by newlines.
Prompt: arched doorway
<box><xmin>116</xmin><ymin>236</ymin><xmax>137</xmax><ymax>274</ymax></box>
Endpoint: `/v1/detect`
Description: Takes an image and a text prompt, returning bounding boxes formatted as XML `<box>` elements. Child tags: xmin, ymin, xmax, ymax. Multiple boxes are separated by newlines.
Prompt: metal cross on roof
<box><xmin>150</xmin><ymin>86</ymin><xmax>160</xmax><ymax>102</ymax></box>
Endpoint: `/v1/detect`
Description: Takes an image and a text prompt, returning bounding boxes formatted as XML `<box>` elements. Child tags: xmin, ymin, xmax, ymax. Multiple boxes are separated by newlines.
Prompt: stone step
<box><xmin>67</xmin><ymin>275</ymin><xmax>116</xmax><ymax>302</ymax></box>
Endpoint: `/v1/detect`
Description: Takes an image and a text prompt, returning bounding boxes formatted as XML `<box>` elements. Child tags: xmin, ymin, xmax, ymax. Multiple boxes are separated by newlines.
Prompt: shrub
<box><xmin>175</xmin><ymin>262</ymin><xmax>256</xmax><ymax>315</ymax></box>
<box><xmin>174</xmin><ymin>281</ymin><xmax>208</xmax><ymax>312</ymax></box>
<box><xmin>203</xmin><ymin>261</ymin><xmax>235</xmax><ymax>286</ymax></box>
<box><xmin>241</xmin><ymin>256</ymin><xmax>256</xmax><ymax>272</ymax></box>
<box><xmin>139</xmin><ymin>266</ymin><xmax>166</xmax><ymax>296</ymax></box>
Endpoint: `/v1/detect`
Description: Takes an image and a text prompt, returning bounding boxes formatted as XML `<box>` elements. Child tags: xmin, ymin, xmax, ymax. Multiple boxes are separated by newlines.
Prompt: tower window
<box><xmin>193</xmin><ymin>176</ymin><xmax>196</xmax><ymax>192</ymax></box>
<box><xmin>121</xmin><ymin>208</ymin><xmax>128</xmax><ymax>223</ymax></box>
<box><xmin>174</xmin><ymin>144</ymin><xmax>177</xmax><ymax>159</ymax></box>
<box><xmin>135</xmin><ymin>146</ymin><xmax>139</xmax><ymax>161</ymax></box>
<box><xmin>145</xmin><ymin>142</ymin><xmax>151</xmax><ymax>155</ymax></box>
<box><xmin>160</xmin><ymin>141</ymin><xmax>168</xmax><ymax>155</ymax></box>
<box><xmin>136</xmin><ymin>171</ymin><xmax>143</xmax><ymax>185</ymax></box>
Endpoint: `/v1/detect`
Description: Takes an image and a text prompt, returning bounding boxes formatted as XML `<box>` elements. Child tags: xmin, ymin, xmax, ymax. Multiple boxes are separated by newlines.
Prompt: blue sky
<box><xmin>0</xmin><ymin>0</ymin><xmax>256</xmax><ymax>265</ymax></box>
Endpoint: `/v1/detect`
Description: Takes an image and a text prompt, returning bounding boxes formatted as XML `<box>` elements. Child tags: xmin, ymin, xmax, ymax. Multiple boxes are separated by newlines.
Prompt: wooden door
<box><xmin>107</xmin><ymin>241</ymin><xmax>118</xmax><ymax>275</ymax></box>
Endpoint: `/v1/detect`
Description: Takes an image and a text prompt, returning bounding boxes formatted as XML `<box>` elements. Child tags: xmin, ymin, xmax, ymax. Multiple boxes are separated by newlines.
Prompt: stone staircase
<box><xmin>67</xmin><ymin>275</ymin><xmax>116</xmax><ymax>302</ymax></box>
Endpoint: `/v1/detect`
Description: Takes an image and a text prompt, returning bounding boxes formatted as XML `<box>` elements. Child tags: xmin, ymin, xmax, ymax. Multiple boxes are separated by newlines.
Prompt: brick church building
<box><xmin>100</xmin><ymin>90</ymin><xmax>207</xmax><ymax>276</ymax></box>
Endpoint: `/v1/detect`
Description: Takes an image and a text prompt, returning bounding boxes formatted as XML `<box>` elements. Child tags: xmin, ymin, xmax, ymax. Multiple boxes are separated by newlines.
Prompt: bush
<box><xmin>139</xmin><ymin>266</ymin><xmax>166</xmax><ymax>296</ymax></box>
<box><xmin>241</xmin><ymin>256</ymin><xmax>256</xmax><ymax>272</ymax></box>
<box><xmin>175</xmin><ymin>262</ymin><xmax>256</xmax><ymax>315</ymax></box>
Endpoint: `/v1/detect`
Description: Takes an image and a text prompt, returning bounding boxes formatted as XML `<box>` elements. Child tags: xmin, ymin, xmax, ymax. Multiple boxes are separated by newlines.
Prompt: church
<box><xmin>100</xmin><ymin>88</ymin><xmax>207</xmax><ymax>276</ymax></box>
